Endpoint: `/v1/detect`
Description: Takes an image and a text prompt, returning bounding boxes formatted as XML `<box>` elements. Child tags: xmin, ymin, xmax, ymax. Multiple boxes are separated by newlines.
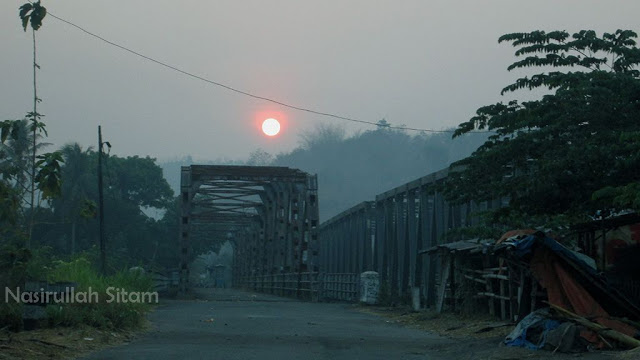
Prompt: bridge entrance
<box><xmin>178</xmin><ymin>165</ymin><xmax>319</xmax><ymax>295</ymax></box>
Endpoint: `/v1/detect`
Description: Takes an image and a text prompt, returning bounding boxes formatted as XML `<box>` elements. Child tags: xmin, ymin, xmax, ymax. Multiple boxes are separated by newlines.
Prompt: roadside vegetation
<box><xmin>0</xmin><ymin>1</ymin><xmax>171</xmax><ymax>335</ymax></box>
<box><xmin>2</xmin><ymin>1</ymin><xmax>639</xmax><ymax>353</ymax></box>
<box><xmin>444</xmin><ymin>29</ymin><xmax>640</xmax><ymax>232</ymax></box>
<box><xmin>1</xmin><ymin>249</ymin><xmax>155</xmax><ymax>331</ymax></box>
<box><xmin>45</xmin><ymin>256</ymin><xmax>154</xmax><ymax>330</ymax></box>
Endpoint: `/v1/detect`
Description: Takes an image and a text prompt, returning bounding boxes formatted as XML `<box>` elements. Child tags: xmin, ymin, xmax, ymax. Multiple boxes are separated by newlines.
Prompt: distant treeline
<box><xmin>161</xmin><ymin>123</ymin><xmax>488</xmax><ymax>221</ymax></box>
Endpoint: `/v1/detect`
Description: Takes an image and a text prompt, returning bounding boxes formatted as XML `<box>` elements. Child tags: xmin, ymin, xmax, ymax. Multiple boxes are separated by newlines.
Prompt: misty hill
<box><xmin>159</xmin><ymin>125</ymin><xmax>487</xmax><ymax>222</ymax></box>
<box><xmin>271</xmin><ymin>125</ymin><xmax>487</xmax><ymax>221</ymax></box>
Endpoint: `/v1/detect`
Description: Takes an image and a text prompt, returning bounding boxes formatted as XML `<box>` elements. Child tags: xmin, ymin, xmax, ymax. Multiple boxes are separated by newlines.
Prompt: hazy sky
<box><xmin>2</xmin><ymin>1</ymin><xmax>639</xmax><ymax>161</ymax></box>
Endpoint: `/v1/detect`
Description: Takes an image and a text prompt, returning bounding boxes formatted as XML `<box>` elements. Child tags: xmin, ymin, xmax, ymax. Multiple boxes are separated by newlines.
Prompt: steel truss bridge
<box><xmin>318</xmin><ymin>168</ymin><xmax>505</xmax><ymax>305</ymax></box>
<box><xmin>178</xmin><ymin>165</ymin><xmax>502</xmax><ymax>304</ymax></box>
<box><xmin>178</xmin><ymin>165</ymin><xmax>319</xmax><ymax>294</ymax></box>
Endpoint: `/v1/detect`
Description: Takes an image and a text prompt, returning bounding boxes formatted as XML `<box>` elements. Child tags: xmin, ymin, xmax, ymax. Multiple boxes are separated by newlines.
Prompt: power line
<box><xmin>45</xmin><ymin>10</ymin><xmax>485</xmax><ymax>134</ymax></box>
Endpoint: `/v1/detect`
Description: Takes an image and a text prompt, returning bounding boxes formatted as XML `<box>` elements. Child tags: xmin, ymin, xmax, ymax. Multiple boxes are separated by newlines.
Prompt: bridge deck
<box><xmin>81</xmin><ymin>288</ymin><xmax>453</xmax><ymax>359</ymax></box>
<box><xmin>80</xmin><ymin>289</ymin><xmax>611</xmax><ymax>360</ymax></box>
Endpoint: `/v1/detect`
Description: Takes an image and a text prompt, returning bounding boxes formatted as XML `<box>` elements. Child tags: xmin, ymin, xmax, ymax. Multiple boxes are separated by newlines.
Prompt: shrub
<box><xmin>45</xmin><ymin>255</ymin><xmax>154</xmax><ymax>330</ymax></box>
<box><xmin>1</xmin><ymin>246</ymin><xmax>155</xmax><ymax>331</ymax></box>
<box><xmin>0</xmin><ymin>244</ymin><xmax>32</xmax><ymax>331</ymax></box>
<box><xmin>0</xmin><ymin>302</ymin><xmax>22</xmax><ymax>331</ymax></box>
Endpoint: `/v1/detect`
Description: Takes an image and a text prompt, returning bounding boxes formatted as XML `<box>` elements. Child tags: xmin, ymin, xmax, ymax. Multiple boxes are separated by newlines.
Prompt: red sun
<box><xmin>262</xmin><ymin>118</ymin><xmax>281</xmax><ymax>136</ymax></box>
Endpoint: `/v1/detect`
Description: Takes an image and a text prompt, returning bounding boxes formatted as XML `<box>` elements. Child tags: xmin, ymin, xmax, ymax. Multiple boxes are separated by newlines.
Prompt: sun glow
<box><xmin>262</xmin><ymin>118</ymin><xmax>281</xmax><ymax>136</ymax></box>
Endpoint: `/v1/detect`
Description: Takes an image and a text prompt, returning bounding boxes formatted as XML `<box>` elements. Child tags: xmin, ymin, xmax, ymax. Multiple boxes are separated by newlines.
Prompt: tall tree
<box><xmin>0</xmin><ymin>122</ymin><xmax>23</xmax><ymax>230</ymax></box>
<box><xmin>19</xmin><ymin>1</ymin><xmax>48</xmax><ymax>247</ymax></box>
<box><xmin>53</xmin><ymin>143</ymin><xmax>95</xmax><ymax>253</ymax></box>
<box><xmin>445</xmin><ymin>30</ymin><xmax>640</xmax><ymax>224</ymax></box>
<box><xmin>107</xmin><ymin>155</ymin><xmax>174</xmax><ymax>209</ymax></box>
<box><xmin>100</xmin><ymin>155</ymin><xmax>174</xmax><ymax>267</ymax></box>
<box><xmin>246</xmin><ymin>149</ymin><xmax>273</xmax><ymax>166</ymax></box>
<box><xmin>0</xmin><ymin>120</ymin><xmax>62</xmax><ymax>244</ymax></box>
<box><xmin>0</xmin><ymin>120</ymin><xmax>50</xmax><ymax>209</ymax></box>
<box><xmin>32</xmin><ymin>151</ymin><xmax>174</xmax><ymax>266</ymax></box>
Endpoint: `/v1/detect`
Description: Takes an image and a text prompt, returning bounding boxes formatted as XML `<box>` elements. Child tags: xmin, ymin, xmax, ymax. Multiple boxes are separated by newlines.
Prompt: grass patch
<box><xmin>44</xmin><ymin>256</ymin><xmax>155</xmax><ymax>330</ymax></box>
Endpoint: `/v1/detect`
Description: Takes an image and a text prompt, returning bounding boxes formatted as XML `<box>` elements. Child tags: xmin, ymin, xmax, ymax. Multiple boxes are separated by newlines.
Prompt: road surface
<box><xmin>81</xmin><ymin>288</ymin><xmax>611</xmax><ymax>360</ymax></box>
<box><xmin>80</xmin><ymin>288</ymin><xmax>461</xmax><ymax>360</ymax></box>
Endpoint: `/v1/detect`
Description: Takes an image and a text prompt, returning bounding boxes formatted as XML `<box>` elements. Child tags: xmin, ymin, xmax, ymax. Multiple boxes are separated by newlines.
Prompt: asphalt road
<box><xmin>81</xmin><ymin>289</ymin><xmax>617</xmax><ymax>360</ymax></box>
<box><xmin>81</xmin><ymin>288</ymin><xmax>461</xmax><ymax>360</ymax></box>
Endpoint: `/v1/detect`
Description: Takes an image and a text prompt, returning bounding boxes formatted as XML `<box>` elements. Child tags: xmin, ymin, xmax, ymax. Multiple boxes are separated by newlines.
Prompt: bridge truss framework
<box><xmin>178</xmin><ymin>165</ymin><xmax>319</xmax><ymax>294</ymax></box>
<box><xmin>319</xmin><ymin>168</ymin><xmax>505</xmax><ymax>306</ymax></box>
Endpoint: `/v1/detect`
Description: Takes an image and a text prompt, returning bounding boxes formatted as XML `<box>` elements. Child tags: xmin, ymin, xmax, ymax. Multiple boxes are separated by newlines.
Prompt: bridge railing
<box><xmin>238</xmin><ymin>272</ymin><xmax>362</xmax><ymax>302</ymax></box>
<box><xmin>319</xmin><ymin>273</ymin><xmax>359</xmax><ymax>302</ymax></box>
<box><xmin>318</xmin><ymin>167</ymin><xmax>506</xmax><ymax>310</ymax></box>
<box><xmin>150</xmin><ymin>270</ymin><xmax>180</xmax><ymax>293</ymax></box>
<box><xmin>238</xmin><ymin>272</ymin><xmax>320</xmax><ymax>300</ymax></box>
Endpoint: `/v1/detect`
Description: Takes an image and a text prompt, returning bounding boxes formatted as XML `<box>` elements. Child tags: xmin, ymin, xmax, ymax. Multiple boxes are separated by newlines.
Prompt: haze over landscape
<box><xmin>3</xmin><ymin>1</ymin><xmax>640</xmax><ymax>359</ymax></box>
<box><xmin>3</xmin><ymin>1</ymin><xmax>639</xmax><ymax>162</ymax></box>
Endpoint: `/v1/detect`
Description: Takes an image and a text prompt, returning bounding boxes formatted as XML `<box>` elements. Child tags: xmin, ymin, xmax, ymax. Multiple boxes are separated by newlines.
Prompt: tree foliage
<box><xmin>107</xmin><ymin>155</ymin><xmax>174</xmax><ymax>209</ymax></box>
<box><xmin>0</xmin><ymin>120</ymin><xmax>62</xmax><ymax>228</ymax></box>
<box><xmin>445</xmin><ymin>30</ymin><xmax>640</xmax><ymax>222</ymax></box>
<box><xmin>33</xmin><ymin>148</ymin><xmax>176</xmax><ymax>269</ymax></box>
<box><xmin>19</xmin><ymin>1</ymin><xmax>47</xmax><ymax>32</ymax></box>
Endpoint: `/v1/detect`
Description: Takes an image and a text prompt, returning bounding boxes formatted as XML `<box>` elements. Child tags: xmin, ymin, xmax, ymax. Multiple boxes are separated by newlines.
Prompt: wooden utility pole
<box><xmin>98</xmin><ymin>126</ymin><xmax>106</xmax><ymax>275</ymax></box>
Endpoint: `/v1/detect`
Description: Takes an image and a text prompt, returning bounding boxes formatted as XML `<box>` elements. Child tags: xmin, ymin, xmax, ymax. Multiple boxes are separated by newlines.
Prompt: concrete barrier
<box><xmin>360</xmin><ymin>271</ymin><xmax>379</xmax><ymax>305</ymax></box>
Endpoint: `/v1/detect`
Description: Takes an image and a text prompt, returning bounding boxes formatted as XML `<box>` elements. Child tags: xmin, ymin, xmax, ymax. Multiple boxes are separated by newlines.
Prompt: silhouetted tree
<box><xmin>446</xmin><ymin>30</ymin><xmax>640</xmax><ymax>224</ymax></box>
<box><xmin>19</xmin><ymin>1</ymin><xmax>48</xmax><ymax>246</ymax></box>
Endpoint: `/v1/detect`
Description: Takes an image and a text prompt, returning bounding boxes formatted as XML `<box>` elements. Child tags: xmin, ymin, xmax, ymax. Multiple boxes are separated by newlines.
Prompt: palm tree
<box><xmin>0</xmin><ymin>119</ymin><xmax>50</xmax><ymax>214</ymax></box>
<box><xmin>53</xmin><ymin>143</ymin><xmax>95</xmax><ymax>254</ymax></box>
<box><xmin>19</xmin><ymin>1</ymin><xmax>47</xmax><ymax>248</ymax></box>
<box><xmin>0</xmin><ymin>120</ymin><xmax>30</xmax><ymax>198</ymax></box>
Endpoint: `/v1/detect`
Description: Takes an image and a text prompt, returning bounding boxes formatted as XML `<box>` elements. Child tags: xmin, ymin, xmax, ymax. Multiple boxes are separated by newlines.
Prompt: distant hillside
<box><xmin>159</xmin><ymin>126</ymin><xmax>488</xmax><ymax>222</ymax></box>
<box><xmin>272</xmin><ymin>125</ymin><xmax>488</xmax><ymax>221</ymax></box>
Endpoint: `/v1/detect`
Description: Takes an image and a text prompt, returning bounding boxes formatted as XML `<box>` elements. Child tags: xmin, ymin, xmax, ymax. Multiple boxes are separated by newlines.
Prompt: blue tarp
<box><xmin>505</xmin><ymin>308</ymin><xmax>560</xmax><ymax>350</ymax></box>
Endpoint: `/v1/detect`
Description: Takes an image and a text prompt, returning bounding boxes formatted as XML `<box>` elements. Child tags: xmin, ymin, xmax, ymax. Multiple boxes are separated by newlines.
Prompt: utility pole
<box><xmin>98</xmin><ymin>126</ymin><xmax>106</xmax><ymax>275</ymax></box>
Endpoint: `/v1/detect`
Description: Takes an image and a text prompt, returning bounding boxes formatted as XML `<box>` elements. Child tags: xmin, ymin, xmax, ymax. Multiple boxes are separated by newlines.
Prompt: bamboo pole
<box><xmin>548</xmin><ymin>303</ymin><xmax>640</xmax><ymax>349</ymax></box>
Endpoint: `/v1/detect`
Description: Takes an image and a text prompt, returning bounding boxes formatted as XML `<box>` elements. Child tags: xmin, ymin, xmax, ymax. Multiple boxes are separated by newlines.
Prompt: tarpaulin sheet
<box><xmin>530</xmin><ymin>247</ymin><xmax>638</xmax><ymax>346</ymax></box>
<box><xmin>505</xmin><ymin>308</ymin><xmax>560</xmax><ymax>350</ymax></box>
<box><xmin>510</xmin><ymin>234</ymin><xmax>640</xmax><ymax>346</ymax></box>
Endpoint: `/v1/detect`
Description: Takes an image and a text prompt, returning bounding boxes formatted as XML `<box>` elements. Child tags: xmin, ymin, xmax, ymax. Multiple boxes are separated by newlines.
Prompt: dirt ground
<box><xmin>357</xmin><ymin>305</ymin><xmax>639</xmax><ymax>360</ymax></box>
<box><xmin>2</xmin><ymin>297</ymin><xmax>638</xmax><ymax>360</ymax></box>
<box><xmin>0</xmin><ymin>324</ymin><xmax>142</xmax><ymax>360</ymax></box>
<box><xmin>357</xmin><ymin>306</ymin><xmax>514</xmax><ymax>339</ymax></box>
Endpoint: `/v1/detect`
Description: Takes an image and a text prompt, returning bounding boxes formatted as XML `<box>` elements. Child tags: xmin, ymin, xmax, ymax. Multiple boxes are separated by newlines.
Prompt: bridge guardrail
<box><xmin>239</xmin><ymin>272</ymin><xmax>361</xmax><ymax>302</ymax></box>
<box><xmin>320</xmin><ymin>273</ymin><xmax>359</xmax><ymax>302</ymax></box>
<box><xmin>151</xmin><ymin>270</ymin><xmax>179</xmax><ymax>293</ymax></box>
<box><xmin>239</xmin><ymin>272</ymin><xmax>320</xmax><ymax>300</ymax></box>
